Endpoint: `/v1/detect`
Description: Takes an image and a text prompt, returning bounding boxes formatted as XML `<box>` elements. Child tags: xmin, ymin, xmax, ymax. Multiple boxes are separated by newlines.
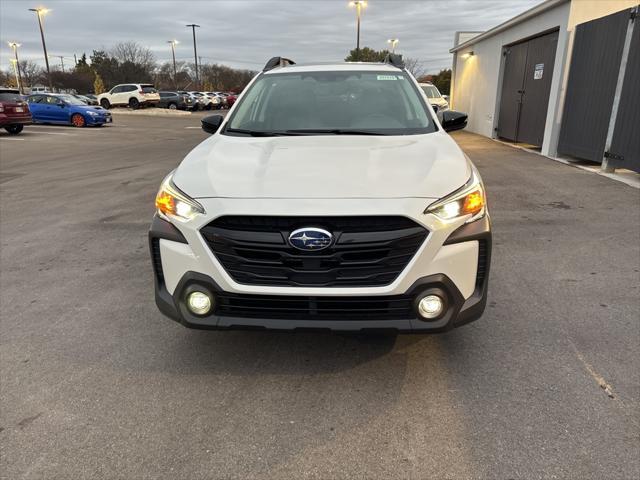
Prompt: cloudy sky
<box><xmin>1</xmin><ymin>0</ymin><xmax>540</xmax><ymax>74</ymax></box>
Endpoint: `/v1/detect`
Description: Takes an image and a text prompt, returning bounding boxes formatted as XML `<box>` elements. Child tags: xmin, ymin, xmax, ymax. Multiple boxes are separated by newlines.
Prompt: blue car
<box><xmin>27</xmin><ymin>93</ymin><xmax>112</xmax><ymax>127</ymax></box>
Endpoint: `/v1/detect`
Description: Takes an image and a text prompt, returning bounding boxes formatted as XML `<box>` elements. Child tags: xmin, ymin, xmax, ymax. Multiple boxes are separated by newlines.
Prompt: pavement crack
<box><xmin>17</xmin><ymin>412</ymin><xmax>42</xmax><ymax>429</ymax></box>
<box><xmin>568</xmin><ymin>339</ymin><xmax>615</xmax><ymax>399</ymax></box>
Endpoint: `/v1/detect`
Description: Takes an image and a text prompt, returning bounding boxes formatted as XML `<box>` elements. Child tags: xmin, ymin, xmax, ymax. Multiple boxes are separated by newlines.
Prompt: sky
<box><xmin>1</xmin><ymin>0</ymin><xmax>541</xmax><ymax>74</ymax></box>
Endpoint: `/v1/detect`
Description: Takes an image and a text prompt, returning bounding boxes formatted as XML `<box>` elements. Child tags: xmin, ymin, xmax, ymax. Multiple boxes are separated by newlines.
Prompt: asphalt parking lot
<box><xmin>1</xmin><ymin>115</ymin><xmax>638</xmax><ymax>479</ymax></box>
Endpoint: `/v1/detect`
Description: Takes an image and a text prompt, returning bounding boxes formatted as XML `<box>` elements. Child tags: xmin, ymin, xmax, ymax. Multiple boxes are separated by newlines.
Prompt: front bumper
<box><xmin>149</xmin><ymin>202</ymin><xmax>491</xmax><ymax>332</ymax></box>
<box><xmin>87</xmin><ymin>114</ymin><xmax>112</xmax><ymax>125</ymax></box>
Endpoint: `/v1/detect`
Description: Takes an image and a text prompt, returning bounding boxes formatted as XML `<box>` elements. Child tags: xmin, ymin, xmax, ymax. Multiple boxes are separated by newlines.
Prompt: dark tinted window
<box><xmin>0</xmin><ymin>92</ymin><xmax>22</xmax><ymax>102</ymax></box>
<box><xmin>141</xmin><ymin>86</ymin><xmax>157</xmax><ymax>93</ymax></box>
<box><xmin>28</xmin><ymin>95</ymin><xmax>45</xmax><ymax>103</ymax></box>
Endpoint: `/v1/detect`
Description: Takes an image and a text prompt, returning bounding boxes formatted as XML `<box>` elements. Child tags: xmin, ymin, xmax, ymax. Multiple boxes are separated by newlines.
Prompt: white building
<box><xmin>450</xmin><ymin>0</ymin><xmax>639</xmax><ymax>173</ymax></box>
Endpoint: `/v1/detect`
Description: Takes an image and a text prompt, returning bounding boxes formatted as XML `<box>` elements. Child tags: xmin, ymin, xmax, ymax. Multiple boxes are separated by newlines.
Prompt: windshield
<box><xmin>58</xmin><ymin>95</ymin><xmax>87</xmax><ymax>105</ymax></box>
<box><xmin>225</xmin><ymin>70</ymin><xmax>435</xmax><ymax>136</ymax></box>
<box><xmin>420</xmin><ymin>85</ymin><xmax>441</xmax><ymax>99</ymax></box>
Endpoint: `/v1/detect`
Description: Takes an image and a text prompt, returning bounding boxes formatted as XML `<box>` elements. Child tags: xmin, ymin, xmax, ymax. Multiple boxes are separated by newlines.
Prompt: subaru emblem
<box><xmin>288</xmin><ymin>227</ymin><xmax>333</xmax><ymax>251</ymax></box>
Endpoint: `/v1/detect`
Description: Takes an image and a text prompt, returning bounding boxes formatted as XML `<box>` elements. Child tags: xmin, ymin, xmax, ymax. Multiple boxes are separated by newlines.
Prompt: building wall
<box><xmin>450</xmin><ymin>0</ymin><xmax>636</xmax><ymax>157</ymax></box>
<box><xmin>451</xmin><ymin>0</ymin><xmax>571</xmax><ymax>153</ymax></box>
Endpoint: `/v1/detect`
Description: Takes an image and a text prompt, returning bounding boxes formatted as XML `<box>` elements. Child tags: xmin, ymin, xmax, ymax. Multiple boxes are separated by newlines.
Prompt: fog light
<box><xmin>418</xmin><ymin>294</ymin><xmax>444</xmax><ymax>319</ymax></box>
<box><xmin>187</xmin><ymin>291</ymin><xmax>212</xmax><ymax>315</ymax></box>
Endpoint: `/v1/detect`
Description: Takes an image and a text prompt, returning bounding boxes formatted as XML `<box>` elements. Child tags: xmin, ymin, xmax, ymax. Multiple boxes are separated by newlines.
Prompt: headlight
<box><xmin>155</xmin><ymin>172</ymin><xmax>205</xmax><ymax>221</ymax></box>
<box><xmin>425</xmin><ymin>169</ymin><xmax>486</xmax><ymax>222</ymax></box>
<box><xmin>87</xmin><ymin>110</ymin><xmax>99</xmax><ymax>116</ymax></box>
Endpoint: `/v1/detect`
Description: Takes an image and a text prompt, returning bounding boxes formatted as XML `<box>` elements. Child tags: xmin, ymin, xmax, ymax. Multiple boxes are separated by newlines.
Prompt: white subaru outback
<box><xmin>149</xmin><ymin>56</ymin><xmax>491</xmax><ymax>333</ymax></box>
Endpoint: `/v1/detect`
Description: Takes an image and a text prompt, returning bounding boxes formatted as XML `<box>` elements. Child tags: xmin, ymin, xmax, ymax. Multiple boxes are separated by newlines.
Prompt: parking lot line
<box><xmin>184</xmin><ymin>126</ymin><xmax>201</xmax><ymax>129</ymax></box>
<box><xmin>32</xmin><ymin>131</ymin><xmax>73</xmax><ymax>136</ymax></box>
<box><xmin>0</xmin><ymin>137</ymin><xmax>25</xmax><ymax>141</ymax></box>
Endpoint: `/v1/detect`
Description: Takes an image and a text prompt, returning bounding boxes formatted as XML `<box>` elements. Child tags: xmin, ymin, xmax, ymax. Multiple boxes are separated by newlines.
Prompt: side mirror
<box><xmin>201</xmin><ymin>114</ymin><xmax>224</xmax><ymax>134</ymax></box>
<box><xmin>58</xmin><ymin>103</ymin><xmax>66</xmax><ymax>108</ymax></box>
<box><xmin>442</xmin><ymin>95</ymin><xmax>450</xmax><ymax>102</ymax></box>
<box><xmin>439</xmin><ymin>110</ymin><xmax>468</xmax><ymax>132</ymax></box>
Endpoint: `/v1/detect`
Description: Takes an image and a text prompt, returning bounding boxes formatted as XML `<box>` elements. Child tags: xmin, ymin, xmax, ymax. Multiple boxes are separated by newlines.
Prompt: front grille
<box><xmin>215</xmin><ymin>292</ymin><xmax>416</xmax><ymax>320</ymax></box>
<box><xmin>201</xmin><ymin>216</ymin><xmax>428</xmax><ymax>287</ymax></box>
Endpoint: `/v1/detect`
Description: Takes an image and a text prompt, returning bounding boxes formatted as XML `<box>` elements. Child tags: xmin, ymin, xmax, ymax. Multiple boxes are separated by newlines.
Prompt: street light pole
<box><xmin>8</xmin><ymin>42</ymin><xmax>24</xmax><ymax>94</ymax></box>
<box><xmin>349</xmin><ymin>1</ymin><xmax>367</xmax><ymax>55</ymax></box>
<box><xmin>29</xmin><ymin>7</ymin><xmax>53</xmax><ymax>90</ymax></box>
<box><xmin>186</xmin><ymin>24</ymin><xmax>201</xmax><ymax>89</ymax></box>
<box><xmin>387</xmin><ymin>38</ymin><xmax>399</xmax><ymax>54</ymax></box>
<box><xmin>168</xmin><ymin>40</ymin><xmax>179</xmax><ymax>89</ymax></box>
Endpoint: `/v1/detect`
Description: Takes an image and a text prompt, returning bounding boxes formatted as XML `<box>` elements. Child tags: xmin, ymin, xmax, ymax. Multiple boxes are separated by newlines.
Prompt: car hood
<box><xmin>77</xmin><ymin>105</ymin><xmax>108</xmax><ymax>113</ymax></box>
<box><xmin>173</xmin><ymin>132</ymin><xmax>470</xmax><ymax>199</ymax></box>
<box><xmin>429</xmin><ymin>98</ymin><xmax>449</xmax><ymax>107</ymax></box>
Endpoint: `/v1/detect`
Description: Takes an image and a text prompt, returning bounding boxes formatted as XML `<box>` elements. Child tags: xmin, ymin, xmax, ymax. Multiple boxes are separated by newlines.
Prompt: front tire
<box><xmin>71</xmin><ymin>113</ymin><xmax>86</xmax><ymax>128</ymax></box>
<box><xmin>100</xmin><ymin>99</ymin><xmax>111</xmax><ymax>109</ymax></box>
<box><xmin>129</xmin><ymin>98</ymin><xmax>140</xmax><ymax>109</ymax></box>
<box><xmin>168</xmin><ymin>103</ymin><xmax>177</xmax><ymax>110</ymax></box>
<box><xmin>4</xmin><ymin>124</ymin><xmax>24</xmax><ymax>135</ymax></box>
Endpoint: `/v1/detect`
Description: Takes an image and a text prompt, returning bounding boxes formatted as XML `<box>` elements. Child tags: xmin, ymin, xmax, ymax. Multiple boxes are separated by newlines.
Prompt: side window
<box><xmin>126</xmin><ymin>85</ymin><xmax>138</xmax><ymax>92</ymax></box>
<box><xmin>110</xmin><ymin>86</ymin><xmax>122</xmax><ymax>94</ymax></box>
<box><xmin>45</xmin><ymin>96</ymin><xmax>59</xmax><ymax>104</ymax></box>
<box><xmin>28</xmin><ymin>95</ymin><xmax>42</xmax><ymax>103</ymax></box>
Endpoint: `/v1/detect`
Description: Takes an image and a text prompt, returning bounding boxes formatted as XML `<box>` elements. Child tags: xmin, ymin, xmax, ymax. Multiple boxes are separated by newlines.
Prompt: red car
<box><xmin>0</xmin><ymin>88</ymin><xmax>32</xmax><ymax>134</ymax></box>
<box><xmin>225</xmin><ymin>93</ymin><xmax>238</xmax><ymax>108</ymax></box>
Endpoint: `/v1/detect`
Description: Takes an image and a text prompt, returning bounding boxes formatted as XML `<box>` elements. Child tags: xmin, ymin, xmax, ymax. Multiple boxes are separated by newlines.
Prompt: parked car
<box><xmin>419</xmin><ymin>82</ymin><xmax>449</xmax><ymax>112</ymax></box>
<box><xmin>97</xmin><ymin>84</ymin><xmax>160</xmax><ymax>109</ymax></box>
<box><xmin>206</xmin><ymin>92</ymin><xmax>227</xmax><ymax>109</ymax></box>
<box><xmin>27</xmin><ymin>93</ymin><xmax>112</xmax><ymax>127</ymax></box>
<box><xmin>29</xmin><ymin>86</ymin><xmax>52</xmax><ymax>94</ymax></box>
<box><xmin>158</xmin><ymin>91</ymin><xmax>195</xmax><ymax>110</ymax></box>
<box><xmin>0</xmin><ymin>88</ymin><xmax>32</xmax><ymax>134</ymax></box>
<box><xmin>149</xmin><ymin>57</ymin><xmax>488</xmax><ymax>333</ymax></box>
<box><xmin>225</xmin><ymin>93</ymin><xmax>238</xmax><ymax>108</ymax></box>
<box><xmin>189</xmin><ymin>92</ymin><xmax>220</xmax><ymax>110</ymax></box>
<box><xmin>177</xmin><ymin>91</ymin><xmax>202</xmax><ymax>111</ymax></box>
<box><xmin>72</xmin><ymin>94</ymin><xmax>98</xmax><ymax>105</ymax></box>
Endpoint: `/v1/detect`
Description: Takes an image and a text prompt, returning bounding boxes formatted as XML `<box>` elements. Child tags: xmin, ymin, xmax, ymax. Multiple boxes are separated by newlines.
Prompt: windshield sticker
<box><xmin>377</xmin><ymin>75</ymin><xmax>398</xmax><ymax>81</ymax></box>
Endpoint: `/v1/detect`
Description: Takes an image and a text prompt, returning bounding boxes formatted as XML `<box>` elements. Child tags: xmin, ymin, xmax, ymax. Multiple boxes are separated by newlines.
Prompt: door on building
<box><xmin>558</xmin><ymin>8</ymin><xmax>638</xmax><ymax>172</ymax></box>
<box><xmin>497</xmin><ymin>30</ymin><xmax>559</xmax><ymax>147</ymax></box>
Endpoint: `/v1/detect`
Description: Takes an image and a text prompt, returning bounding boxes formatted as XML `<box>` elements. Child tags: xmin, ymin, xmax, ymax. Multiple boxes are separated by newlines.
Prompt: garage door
<box><xmin>497</xmin><ymin>30</ymin><xmax>559</xmax><ymax>147</ymax></box>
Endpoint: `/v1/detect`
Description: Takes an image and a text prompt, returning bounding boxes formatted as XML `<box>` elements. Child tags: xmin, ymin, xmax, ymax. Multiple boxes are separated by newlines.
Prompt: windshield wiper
<box><xmin>284</xmin><ymin>129</ymin><xmax>386</xmax><ymax>136</ymax></box>
<box><xmin>224</xmin><ymin>128</ymin><xmax>287</xmax><ymax>137</ymax></box>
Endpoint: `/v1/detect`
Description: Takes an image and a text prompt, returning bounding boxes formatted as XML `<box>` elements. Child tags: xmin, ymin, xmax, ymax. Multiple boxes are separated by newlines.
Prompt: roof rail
<box><xmin>263</xmin><ymin>57</ymin><xmax>296</xmax><ymax>72</ymax></box>
<box><xmin>383</xmin><ymin>53</ymin><xmax>405</xmax><ymax>69</ymax></box>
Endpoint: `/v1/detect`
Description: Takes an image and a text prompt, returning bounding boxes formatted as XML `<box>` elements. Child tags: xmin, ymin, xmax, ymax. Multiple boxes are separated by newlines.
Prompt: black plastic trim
<box><xmin>151</xmin><ymin>269</ymin><xmax>488</xmax><ymax>333</ymax></box>
<box><xmin>263</xmin><ymin>57</ymin><xmax>296</xmax><ymax>72</ymax></box>
<box><xmin>442</xmin><ymin>215</ymin><xmax>492</xmax><ymax>327</ymax></box>
<box><xmin>149</xmin><ymin>214</ymin><xmax>187</xmax><ymax>244</ymax></box>
<box><xmin>443</xmin><ymin>214</ymin><xmax>491</xmax><ymax>245</ymax></box>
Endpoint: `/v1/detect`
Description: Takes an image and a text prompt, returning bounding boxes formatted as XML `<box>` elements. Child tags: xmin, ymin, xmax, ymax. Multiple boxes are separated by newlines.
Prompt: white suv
<box><xmin>419</xmin><ymin>82</ymin><xmax>449</xmax><ymax>112</ymax></box>
<box><xmin>97</xmin><ymin>84</ymin><xmax>160</xmax><ymax>109</ymax></box>
<box><xmin>149</xmin><ymin>56</ymin><xmax>490</xmax><ymax>333</ymax></box>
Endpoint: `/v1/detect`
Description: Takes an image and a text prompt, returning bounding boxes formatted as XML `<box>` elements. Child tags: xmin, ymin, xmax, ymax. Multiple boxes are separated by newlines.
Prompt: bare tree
<box><xmin>111</xmin><ymin>41</ymin><xmax>156</xmax><ymax>70</ymax></box>
<box><xmin>17</xmin><ymin>60</ymin><xmax>45</xmax><ymax>87</ymax></box>
<box><xmin>404</xmin><ymin>57</ymin><xmax>426</xmax><ymax>79</ymax></box>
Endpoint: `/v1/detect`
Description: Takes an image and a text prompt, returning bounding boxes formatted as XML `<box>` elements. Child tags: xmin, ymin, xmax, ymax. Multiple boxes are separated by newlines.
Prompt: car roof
<box><xmin>263</xmin><ymin>62</ymin><xmax>404</xmax><ymax>75</ymax></box>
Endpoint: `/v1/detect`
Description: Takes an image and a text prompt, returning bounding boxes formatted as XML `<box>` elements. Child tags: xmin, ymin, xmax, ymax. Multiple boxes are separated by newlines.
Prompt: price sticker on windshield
<box><xmin>377</xmin><ymin>75</ymin><xmax>398</xmax><ymax>81</ymax></box>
